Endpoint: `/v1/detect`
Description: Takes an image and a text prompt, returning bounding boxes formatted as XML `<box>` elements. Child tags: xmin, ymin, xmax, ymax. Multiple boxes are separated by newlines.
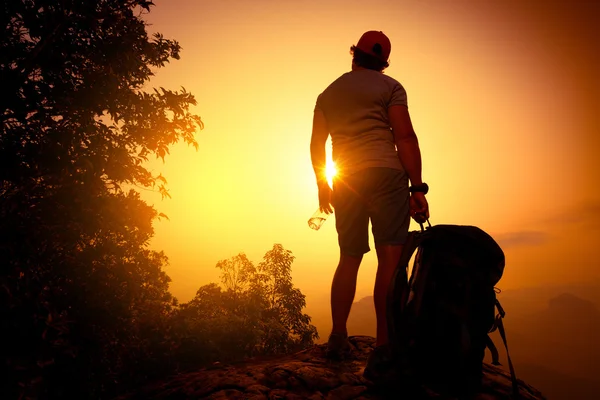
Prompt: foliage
<box><xmin>1</xmin><ymin>1</ymin><xmax>317</xmax><ymax>398</ymax></box>
<box><xmin>175</xmin><ymin>245</ymin><xmax>319</xmax><ymax>366</ymax></box>
<box><xmin>1</xmin><ymin>0</ymin><xmax>202</xmax><ymax>398</ymax></box>
<box><xmin>254</xmin><ymin>244</ymin><xmax>319</xmax><ymax>354</ymax></box>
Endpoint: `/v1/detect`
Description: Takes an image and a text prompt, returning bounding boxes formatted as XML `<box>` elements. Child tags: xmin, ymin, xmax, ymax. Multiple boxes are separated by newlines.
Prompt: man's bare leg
<box><xmin>330</xmin><ymin>253</ymin><xmax>363</xmax><ymax>335</ymax></box>
<box><xmin>373</xmin><ymin>244</ymin><xmax>403</xmax><ymax>346</ymax></box>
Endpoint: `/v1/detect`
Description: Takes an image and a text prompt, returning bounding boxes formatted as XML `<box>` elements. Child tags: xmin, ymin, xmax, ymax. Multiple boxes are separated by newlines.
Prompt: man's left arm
<box><xmin>310</xmin><ymin>107</ymin><xmax>332</xmax><ymax>213</ymax></box>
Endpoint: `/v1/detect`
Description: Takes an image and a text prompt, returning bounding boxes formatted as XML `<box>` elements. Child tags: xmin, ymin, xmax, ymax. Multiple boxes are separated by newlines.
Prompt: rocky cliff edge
<box><xmin>124</xmin><ymin>336</ymin><xmax>546</xmax><ymax>399</ymax></box>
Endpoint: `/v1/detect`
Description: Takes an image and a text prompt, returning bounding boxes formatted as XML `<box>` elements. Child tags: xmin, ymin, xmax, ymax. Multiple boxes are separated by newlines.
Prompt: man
<box><xmin>310</xmin><ymin>30</ymin><xmax>429</xmax><ymax>379</ymax></box>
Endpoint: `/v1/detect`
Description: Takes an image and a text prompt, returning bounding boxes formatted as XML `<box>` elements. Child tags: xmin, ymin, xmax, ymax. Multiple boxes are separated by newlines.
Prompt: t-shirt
<box><xmin>314</xmin><ymin>69</ymin><xmax>408</xmax><ymax>175</ymax></box>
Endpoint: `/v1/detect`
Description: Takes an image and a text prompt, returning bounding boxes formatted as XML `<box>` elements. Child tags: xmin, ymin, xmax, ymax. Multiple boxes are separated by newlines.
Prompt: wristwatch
<box><xmin>409</xmin><ymin>183</ymin><xmax>429</xmax><ymax>194</ymax></box>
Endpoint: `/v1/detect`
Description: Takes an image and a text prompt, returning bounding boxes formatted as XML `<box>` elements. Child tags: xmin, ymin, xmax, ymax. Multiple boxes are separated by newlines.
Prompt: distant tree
<box><xmin>1</xmin><ymin>0</ymin><xmax>202</xmax><ymax>398</ymax></box>
<box><xmin>176</xmin><ymin>245</ymin><xmax>318</xmax><ymax>364</ymax></box>
<box><xmin>217</xmin><ymin>253</ymin><xmax>256</xmax><ymax>296</ymax></box>
<box><xmin>174</xmin><ymin>281</ymin><xmax>263</xmax><ymax>366</ymax></box>
<box><xmin>253</xmin><ymin>244</ymin><xmax>319</xmax><ymax>354</ymax></box>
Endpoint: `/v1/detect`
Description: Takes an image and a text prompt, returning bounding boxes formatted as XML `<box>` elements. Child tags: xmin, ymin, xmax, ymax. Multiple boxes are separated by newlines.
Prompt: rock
<box><xmin>123</xmin><ymin>336</ymin><xmax>546</xmax><ymax>399</ymax></box>
<box><xmin>326</xmin><ymin>385</ymin><xmax>368</xmax><ymax>399</ymax></box>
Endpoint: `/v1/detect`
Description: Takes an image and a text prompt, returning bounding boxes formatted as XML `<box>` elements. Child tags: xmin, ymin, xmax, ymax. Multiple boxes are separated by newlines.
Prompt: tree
<box><xmin>217</xmin><ymin>253</ymin><xmax>256</xmax><ymax>295</ymax></box>
<box><xmin>176</xmin><ymin>245</ymin><xmax>318</xmax><ymax>365</ymax></box>
<box><xmin>1</xmin><ymin>1</ymin><xmax>202</xmax><ymax>398</ymax></box>
<box><xmin>174</xmin><ymin>282</ymin><xmax>264</xmax><ymax>366</ymax></box>
<box><xmin>253</xmin><ymin>244</ymin><xmax>319</xmax><ymax>354</ymax></box>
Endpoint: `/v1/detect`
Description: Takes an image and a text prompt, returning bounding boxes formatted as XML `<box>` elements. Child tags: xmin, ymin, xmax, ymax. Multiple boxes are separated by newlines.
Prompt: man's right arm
<box><xmin>389</xmin><ymin>104</ymin><xmax>429</xmax><ymax>220</ymax></box>
<box><xmin>389</xmin><ymin>104</ymin><xmax>423</xmax><ymax>186</ymax></box>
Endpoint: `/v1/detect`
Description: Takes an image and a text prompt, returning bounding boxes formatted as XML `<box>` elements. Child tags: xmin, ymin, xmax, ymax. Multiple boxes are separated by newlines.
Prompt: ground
<box><xmin>122</xmin><ymin>336</ymin><xmax>546</xmax><ymax>399</ymax></box>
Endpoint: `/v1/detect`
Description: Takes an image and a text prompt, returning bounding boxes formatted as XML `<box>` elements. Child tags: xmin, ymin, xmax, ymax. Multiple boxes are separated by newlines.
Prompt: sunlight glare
<box><xmin>326</xmin><ymin>159</ymin><xmax>337</xmax><ymax>187</ymax></box>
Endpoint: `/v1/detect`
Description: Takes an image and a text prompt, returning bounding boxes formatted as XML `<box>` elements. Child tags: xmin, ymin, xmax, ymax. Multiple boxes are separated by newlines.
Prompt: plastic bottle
<box><xmin>307</xmin><ymin>208</ymin><xmax>330</xmax><ymax>231</ymax></box>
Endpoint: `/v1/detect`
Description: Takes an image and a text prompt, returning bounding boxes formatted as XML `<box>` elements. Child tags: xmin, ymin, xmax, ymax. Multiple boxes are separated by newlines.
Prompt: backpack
<box><xmin>387</xmin><ymin>222</ymin><xmax>519</xmax><ymax>397</ymax></box>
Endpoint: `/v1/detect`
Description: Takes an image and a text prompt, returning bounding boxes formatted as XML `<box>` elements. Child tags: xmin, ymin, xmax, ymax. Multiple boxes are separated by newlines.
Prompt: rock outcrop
<box><xmin>125</xmin><ymin>336</ymin><xmax>546</xmax><ymax>399</ymax></box>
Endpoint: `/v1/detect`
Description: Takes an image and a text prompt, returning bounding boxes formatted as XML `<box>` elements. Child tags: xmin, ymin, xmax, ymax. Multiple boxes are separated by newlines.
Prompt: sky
<box><xmin>138</xmin><ymin>0</ymin><xmax>600</xmax><ymax>309</ymax></box>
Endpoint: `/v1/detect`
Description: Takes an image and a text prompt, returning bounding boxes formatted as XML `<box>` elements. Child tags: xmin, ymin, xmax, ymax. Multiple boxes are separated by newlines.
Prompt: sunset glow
<box><xmin>140</xmin><ymin>0</ymin><xmax>600</xmax><ymax>318</ymax></box>
<box><xmin>5</xmin><ymin>1</ymin><xmax>600</xmax><ymax>396</ymax></box>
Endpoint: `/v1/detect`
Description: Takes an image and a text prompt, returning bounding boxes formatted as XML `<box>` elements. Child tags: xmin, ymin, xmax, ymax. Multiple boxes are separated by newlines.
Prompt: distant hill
<box><xmin>488</xmin><ymin>290</ymin><xmax>600</xmax><ymax>399</ymax></box>
<box><xmin>347</xmin><ymin>295</ymin><xmax>377</xmax><ymax>337</ymax></box>
<box><xmin>500</xmin><ymin>291</ymin><xmax>600</xmax><ymax>380</ymax></box>
<box><xmin>514</xmin><ymin>363</ymin><xmax>600</xmax><ymax>400</ymax></box>
<box><xmin>305</xmin><ymin>294</ymin><xmax>377</xmax><ymax>343</ymax></box>
<box><xmin>496</xmin><ymin>281</ymin><xmax>600</xmax><ymax>319</ymax></box>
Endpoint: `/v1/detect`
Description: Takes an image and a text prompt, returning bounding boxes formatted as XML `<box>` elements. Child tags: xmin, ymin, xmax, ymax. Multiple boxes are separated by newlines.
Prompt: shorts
<box><xmin>332</xmin><ymin>167</ymin><xmax>410</xmax><ymax>257</ymax></box>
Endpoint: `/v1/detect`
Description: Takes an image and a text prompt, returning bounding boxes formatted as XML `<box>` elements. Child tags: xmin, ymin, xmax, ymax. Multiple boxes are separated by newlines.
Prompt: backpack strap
<box><xmin>492</xmin><ymin>300</ymin><xmax>520</xmax><ymax>398</ymax></box>
<box><xmin>399</xmin><ymin>230</ymin><xmax>424</xmax><ymax>273</ymax></box>
<box><xmin>485</xmin><ymin>334</ymin><xmax>501</xmax><ymax>366</ymax></box>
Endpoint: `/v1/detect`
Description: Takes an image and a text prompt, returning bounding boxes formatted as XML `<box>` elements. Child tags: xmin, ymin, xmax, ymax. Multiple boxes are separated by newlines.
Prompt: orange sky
<box><xmin>139</xmin><ymin>0</ymin><xmax>600</xmax><ymax>307</ymax></box>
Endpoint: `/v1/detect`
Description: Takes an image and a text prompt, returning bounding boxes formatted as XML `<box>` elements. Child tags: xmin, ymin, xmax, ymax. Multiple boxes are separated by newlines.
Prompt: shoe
<box><xmin>363</xmin><ymin>344</ymin><xmax>396</xmax><ymax>382</ymax></box>
<box><xmin>325</xmin><ymin>332</ymin><xmax>351</xmax><ymax>360</ymax></box>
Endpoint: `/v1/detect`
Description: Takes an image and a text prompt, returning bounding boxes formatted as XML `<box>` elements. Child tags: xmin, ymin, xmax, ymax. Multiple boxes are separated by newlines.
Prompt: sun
<box><xmin>326</xmin><ymin>159</ymin><xmax>337</xmax><ymax>187</ymax></box>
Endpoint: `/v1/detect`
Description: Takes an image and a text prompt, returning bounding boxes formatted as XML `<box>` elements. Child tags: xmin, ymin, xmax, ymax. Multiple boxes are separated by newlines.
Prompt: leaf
<box><xmin>156</xmin><ymin>174</ymin><xmax>167</xmax><ymax>184</ymax></box>
<box><xmin>157</xmin><ymin>212</ymin><xmax>169</xmax><ymax>221</ymax></box>
<box><xmin>140</xmin><ymin>1</ymin><xmax>155</xmax><ymax>12</ymax></box>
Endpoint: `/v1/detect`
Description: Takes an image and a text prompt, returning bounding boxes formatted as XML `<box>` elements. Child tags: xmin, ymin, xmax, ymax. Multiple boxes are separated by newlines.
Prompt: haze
<box><xmin>140</xmin><ymin>0</ymin><xmax>600</xmax><ymax>312</ymax></box>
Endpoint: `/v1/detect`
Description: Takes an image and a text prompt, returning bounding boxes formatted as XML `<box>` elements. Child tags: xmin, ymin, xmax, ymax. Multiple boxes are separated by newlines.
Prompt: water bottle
<box><xmin>308</xmin><ymin>208</ymin><xmax>330</xmax><ymax>231</ymax></box>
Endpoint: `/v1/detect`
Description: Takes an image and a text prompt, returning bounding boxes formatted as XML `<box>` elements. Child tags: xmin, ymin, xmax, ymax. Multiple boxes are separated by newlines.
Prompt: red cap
<box><xmin>355</xmin><ymin>31</ymin><xmax>391</xmax><ymax>63</ymax></box>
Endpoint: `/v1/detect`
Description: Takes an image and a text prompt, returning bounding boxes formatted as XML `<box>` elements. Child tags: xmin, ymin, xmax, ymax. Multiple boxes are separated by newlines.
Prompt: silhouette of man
<box><xmin>310</xmin><ymin>30</ymin><xmax>429</xmax><ymax>379</ymax></box>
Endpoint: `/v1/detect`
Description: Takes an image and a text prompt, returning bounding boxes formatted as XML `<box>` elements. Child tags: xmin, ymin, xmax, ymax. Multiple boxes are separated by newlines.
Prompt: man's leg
<box><xmin>363</xmin><ymin>168</ymin><xmax>410</xmax><ymax>379</ymax></box>
<box><xmin>373</xmin><ymin>244</ymin><xmax>403</xmax><ymax>346</ymax></box>
<box><xmin>363</xmin><ymin>243</ymin><xmax>404</xmax><ymax>380</ymax></box>
<box><xmin>327</xmin><ymin>171</ymin><xmax>369</xmax><ymax>359</ymax></box>
<box><xmin>330</xmin><ymin>252</ymin><xmax>363</xmax><ymax>335</ymax></box>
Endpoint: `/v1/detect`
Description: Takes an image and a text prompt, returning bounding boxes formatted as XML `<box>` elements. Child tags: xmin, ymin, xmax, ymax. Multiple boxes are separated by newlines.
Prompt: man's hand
<box><xmin>410</xmin><ymin>192</ymin><xmax>429</xmax><ymax>223</ymax></box>
<box><xmin>318</xmin><ymin>182</ymin><xmax>333</xmax><ymax>214</ymax></box>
